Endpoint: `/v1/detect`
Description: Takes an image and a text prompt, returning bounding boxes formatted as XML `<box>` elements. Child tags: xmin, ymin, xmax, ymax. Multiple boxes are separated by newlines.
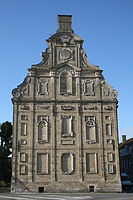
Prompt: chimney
<box><xmin>57</xmin><ymin>15</ymin><xmax>73</xmax><ymax>33</ymax></box>
<box><xmin>122</xmin><ymin>135</ymin><xmax>126</xmax><ymax>143</ymax></box>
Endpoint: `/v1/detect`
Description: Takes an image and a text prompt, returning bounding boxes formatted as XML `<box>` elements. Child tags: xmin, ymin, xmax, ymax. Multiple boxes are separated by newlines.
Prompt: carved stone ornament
<box><xmin>47</xmin><ymin>48</ymin><xmax>52</xmax><ymax>54</ymax></box>
<box><xmin>104</xmin><ymin>105</ymin><xmax>112</xmax><ymax>110</ymax></box>
<box><xmin>60</xmin><ymin>35</ymin><xmax>70</xmax><ymax>43</ymax></box>
<box><xmin>81</xmin><ymin>49</ymin><xmax>90</xmax><ymax>67</ymax></box>
<box><xmin>74</xmin><ymin>71</ymin><xmax>80</xmax><ymax>78</ymax></box>
<box><xmin>61</xmin><ymin>106</ymin><xmax>74</xmax><ymax>110</ymax></box>
<box><xmin>95</xmin><ymin>71</ymin><xmax>101</xmax><ymax>77</ymax></box>
<box><xmin>84</xmin><ymin>106</ymin><xmax>98</xmax><ymax>111</ymax></box>
<box><xmin>36</xmin><ymin>105</ymin><xmax>51</xmax><ymax>110</ymax></box>
<box><xmin>50</xmin><ymin>71</ymin><xmax>56</xmax><ymax>77</ymax></box>
<box><xmin>101</xmin><ymin>81</ymin><xmax>118</xmax><ymax>99</ymax></box>
<box><xmin>83</xmin><ymin>80</ymin><xmax>95</xmax><ymax>96</ymax></box>
<box><xmin>12</xmin><ymin>89</ymin><xmax>21</xmax><ymax>98</ymax></box>
<box><xmin>86</xmin><ymin>119</ymin><xmax>95</xmax><ymax>127</ymax></box>
<box><xmin>111</xmin><ymin>90</ymin><xmax>118</xmax><ymax>98</ymax></box>
<box><xmin>107</xmin><ymin>139</ymin><xmax>114</xmax><ymax>144</ymax></box>
<box><xmin>37</xmin><ymin>79</ymin><xmax>48</xmax><ymax>95</ymax></box>
<box><xmin>20</xmin><ymin>105</ymin><xmax>30</xmax><ymax>110</ymax></box>
<box><xmin>102</xmin><ymin>86</ymin><xmax>110</xmax><ymax>96</ymax></box>
<box><xmin>60</xmin><ymin>48</ymin><xmax>71</xmax><ymax>60</ymax></box>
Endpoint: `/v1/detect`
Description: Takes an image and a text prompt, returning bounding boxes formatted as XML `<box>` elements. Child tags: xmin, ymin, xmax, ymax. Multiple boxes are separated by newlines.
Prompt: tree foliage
<box><xmin>0</xmin><ymin>121</ymin><xmax>12</xmax><ymax>185</ymax></box>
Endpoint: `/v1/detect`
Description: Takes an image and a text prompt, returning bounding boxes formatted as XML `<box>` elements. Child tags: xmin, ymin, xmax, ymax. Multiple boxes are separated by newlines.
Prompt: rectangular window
<box><xmin>20</xmin><ymin>153</ymin><xmax>27</xmax><ymax>162</ymax></box>
<box><xmin>20</xmin><ymin>165</ymin><xmax>27</xmax><ymax>175</ymax></box>
<box><xmin>105</xmin><ymin>116</ymin><xmax>110</xmax><ymax>120</ymax></box>
<box><xmin>61</xmin><ymin>116</ymin><xmax>73</xmax><ymax>137</ymax></box>
<box><xmin>86</xmin><ymin>153</ymin><xmax>98</xmax><ymax>174</ymax></box>
<box><xmin>86</xmin><ymin>125</ymin><xmax>96</xmax><ymax>142</ymax></box>
<box><xmin>108</xmin><ymin>164</ymin><xmax>115</xmax><ymax>174</ymax></box>
<box><xmin>21</xmin><ymin>123</ymin><xmax>27</xmax><ymax>136</ymax></box>
<box><xmin>106</xmin><ymin>124</ymin><xmax>112</xmax><ymax>136</ymax></box>
<box><xmin>60</xmin><ymin>71</ymin><xmax>72</xmax><ymax>95</ymax></box>
<box><xmin>21</xmin><ymin>115</ymin><xmax>28</xmax><ymax>120</ymax></box>
<box><xmin>21</xmin><ymin>139</ymin><xmax>27</xmax><ymax>145</ymax></box>
<box><xmin>37</xmin><ymin>153</ymin><xmax>49</xmax><ymax>174</ymax></box>
<box><xmin>108</xmin><ymin>153</ymin><xmax>114</xmax><ymax>162</ymax></box>
<box><xmin>107</xmin><ymin>139</ymin><xmax>113</xmax><ymax>144</ymax></box>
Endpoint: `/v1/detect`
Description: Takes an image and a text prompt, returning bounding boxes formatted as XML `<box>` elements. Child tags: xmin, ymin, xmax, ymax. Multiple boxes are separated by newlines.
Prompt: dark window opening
<box><xmin>89</xmin><ymin>185</ymin><xmax>94</xmax><ymax>192</ymax></box>
<box><xmin>38</xmin><ymin>187</ymin><xmax>44</xmax><ymax>193</ymax></box>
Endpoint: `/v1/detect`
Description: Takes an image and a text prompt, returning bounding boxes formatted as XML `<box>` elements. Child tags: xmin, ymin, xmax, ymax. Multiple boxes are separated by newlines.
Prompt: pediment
<box><xmin>55</xmin><ymin>62</ymin><xmax>81</xmax><ymax>72</ymax></box>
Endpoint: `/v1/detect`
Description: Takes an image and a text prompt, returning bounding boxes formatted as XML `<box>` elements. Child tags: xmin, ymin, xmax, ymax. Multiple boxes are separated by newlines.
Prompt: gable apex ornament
<box><xmin>57</xmin><ymin>15</ymin><xmax>73</xmax><ymax>33</ymax></box>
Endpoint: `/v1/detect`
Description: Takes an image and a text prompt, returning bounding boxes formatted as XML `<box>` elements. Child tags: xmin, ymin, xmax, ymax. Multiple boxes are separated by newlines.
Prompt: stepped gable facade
<box><xmin>11</xmin><ymin>15</ymin><xmax>122</xmax><ymax>192</ymax></box>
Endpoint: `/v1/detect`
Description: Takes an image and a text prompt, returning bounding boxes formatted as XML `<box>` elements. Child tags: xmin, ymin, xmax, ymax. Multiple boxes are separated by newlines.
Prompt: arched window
<box><xmin>86</xmin><ymin>119</ymin><xmax>96</xmax><ymax>143</ymax></box>
<box><xmin>37</xmin><ymin>120</ymin><xmax>48</xmax><ymax>143</ymax></box>
<box><xmin>60</xmin><ymin>70</ymin><xmax>72</xmax><ymax>95</ymax></box>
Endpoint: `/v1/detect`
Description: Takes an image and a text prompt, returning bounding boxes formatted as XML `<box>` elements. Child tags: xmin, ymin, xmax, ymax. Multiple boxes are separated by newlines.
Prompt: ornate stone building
<box><xmin>11</xmin><ymin>15</ymin><xmax>122</xmax><ymax>192</ymax></box>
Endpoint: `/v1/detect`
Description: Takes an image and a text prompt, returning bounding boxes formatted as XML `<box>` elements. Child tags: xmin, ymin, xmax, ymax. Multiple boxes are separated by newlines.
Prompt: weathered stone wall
<box><xmin>11</xmin><ymin>15</ymin><xmax>122</xmax><ymax>193</ymax></box>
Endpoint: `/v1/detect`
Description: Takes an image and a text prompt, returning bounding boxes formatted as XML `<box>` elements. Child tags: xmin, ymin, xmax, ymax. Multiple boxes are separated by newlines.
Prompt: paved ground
<box><xmin>0</xmin><ymin>193</ymin><xmax>133</xmax><ymax>200</ymax></box>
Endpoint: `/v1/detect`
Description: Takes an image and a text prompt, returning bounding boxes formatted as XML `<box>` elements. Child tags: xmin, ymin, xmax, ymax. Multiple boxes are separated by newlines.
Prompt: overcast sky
<box><xmin>0</xmin><ymin>0</ymin><xmax>133</xmax><ymax>141</ymax></box>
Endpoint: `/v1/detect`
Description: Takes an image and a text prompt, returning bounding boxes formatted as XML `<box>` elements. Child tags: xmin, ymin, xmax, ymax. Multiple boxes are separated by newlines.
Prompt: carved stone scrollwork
<box><xmin>12</xmin><ymin>89</ymin><xmax>21</xmax><ymax>98</ymax></box>
<box><xmin>12</xmin><ymin>77</ymin><xmax>30</xmax><ymax>98</ymax></box>
<box><xmin>21</xmin><ymin>85</ymin><xmax>29</xmax><ymax>96</ymax></box>
<box><xmin>111</xmin><ymin>90</ymin><xmax>118</xmax><ymax>98</ymax></box>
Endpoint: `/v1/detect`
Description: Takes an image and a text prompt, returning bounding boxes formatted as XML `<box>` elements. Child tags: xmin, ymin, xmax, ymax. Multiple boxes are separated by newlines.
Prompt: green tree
<box><xmin>0</xmin><ymin>121</ymin><xmax>12</xmax><ymax>185</ymax></box>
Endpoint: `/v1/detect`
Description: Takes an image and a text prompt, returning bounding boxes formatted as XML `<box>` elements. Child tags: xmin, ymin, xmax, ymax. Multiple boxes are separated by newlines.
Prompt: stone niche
<box><xmin>61</xmin><ymin>153</ymin><xmax>74</xmax><ymax>174</ymax></box>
